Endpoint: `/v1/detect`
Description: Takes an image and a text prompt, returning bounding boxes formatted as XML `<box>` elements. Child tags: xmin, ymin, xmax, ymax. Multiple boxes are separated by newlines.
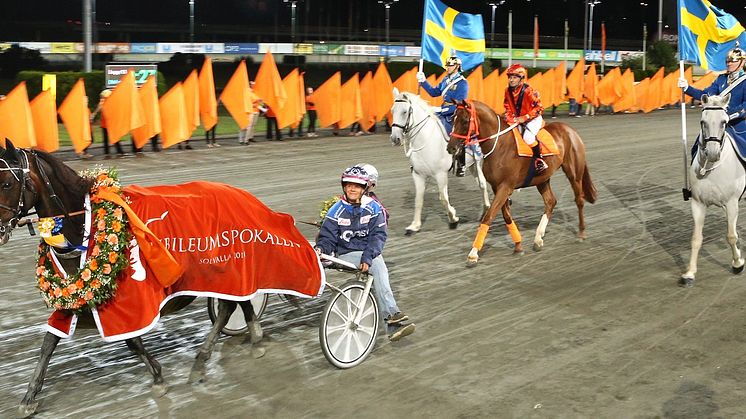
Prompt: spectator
<box><xmin>305</xmin><ymin>87</ymin><xmax>318</xmax><ymax>137</ymax></box>
<box><xmin>265</xmin><ymin>105</ymin><xmax>282</xmax><ymax>141</ymax></box>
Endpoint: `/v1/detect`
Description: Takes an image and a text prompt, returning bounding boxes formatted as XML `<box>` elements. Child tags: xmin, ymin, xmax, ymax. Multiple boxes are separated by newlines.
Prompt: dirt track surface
<box><xmin>2</xmin><ymin>108</ymin><xmax>746</xmax><ymax>418</ymax></box>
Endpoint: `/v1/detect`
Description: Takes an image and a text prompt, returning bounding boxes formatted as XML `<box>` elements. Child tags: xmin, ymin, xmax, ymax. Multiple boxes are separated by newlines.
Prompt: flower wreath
<box><xmin>36</xmin><ymin>167</ymin><xmax>132</xmax><ymax>311</ymax></box>
<box><xmin>318</xmin><ymin>194</ymin><xmax>341</xmax><ymax>225</ymax></box>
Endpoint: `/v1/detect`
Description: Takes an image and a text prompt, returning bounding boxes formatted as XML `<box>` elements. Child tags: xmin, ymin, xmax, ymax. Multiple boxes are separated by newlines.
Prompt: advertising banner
<box><xmin>224</xmin><ymin>43</ymin><xmax>259</xmax><ymax>54</ymax></box>
<box><xmin>131</xmin><ymin>43</ymin><xmax>157</xmax><ymax>53</ymax></box>
<box><xmin>294</xmin><ymin>43</ymin><xmax>314</xmax><ymax>54</ymax></box>
<box><xmin>105</xmin><ymin>64</ymin><xmax>158</xmax><ymax>89</ymax></box>
<box><xmin>344</xmin><ymin>44</ymin><xmax>381</xmax><ymax>56</ymax></box>
<box><xmin>381</xmin><ymin>45</ymin><xmax>406</xmax><ymax>57</ymax></box>
<box><xmin>156</xmin><ymin>43</ymin><xmax>225</xmax><ymax>54</ymax></box>
<box><xmin>258</xmin><ymin>43</ymin><xmax>294</xmax><ymax>54</ymax></box>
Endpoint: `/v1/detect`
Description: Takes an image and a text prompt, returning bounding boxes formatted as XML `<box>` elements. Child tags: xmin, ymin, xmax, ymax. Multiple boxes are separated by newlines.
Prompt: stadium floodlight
<box><xmin>377</xmin><ymin>0</ymin><xmax>399</xmax><ymax>60</ymax></box>
<box><xmin>487</xmin><ymin>1</ymin><xmax>505</xmax><ymax>47</ymax></box>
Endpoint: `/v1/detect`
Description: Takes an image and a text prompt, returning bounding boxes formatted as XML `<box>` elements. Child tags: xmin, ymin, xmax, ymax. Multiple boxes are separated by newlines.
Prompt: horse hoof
<box><xmin>152</xmin><ymin>383</ymin><xmax>168</xmax><ymax>397</ymax></box>
<box><xmin>188</xmin><ymin>364</ymin><xmax>206</xmax><ymax>384</ymax></box>
<box><xmin>17</xmin><ymin>402</ymin><xmax>38</xmax><ymax>418</ymax></box>
<box><xmin>533</xmin><ymin>243</ymin><xmax>543</xmax><ymax>252</ymax></box>
<box><xmin>448</xmin><ymin>221</ymin><xmax>458</xmax><ymax>229</ymax></box>
<box><xmin>578</xmin><ymin>231</ymin><xmax>587</xmax><ymax>241</ymax></box>
<box><xmin>466</xmin><ymin>258</ymin><xmax>478</xmax><ymax>267</ymax></box>
<box><xmin>251</xmin><ymin>346</ymin><xmax>266</xmax><ymax>359</ymax></box>
<box><xmin>733</xmin><ymin>263</ymin><xmax>745</xmax><ymax>274</ymax></box>
<box><xmin>678</xmin><ymin>276</ymin><xmax>695</xmax><ymax>287</ymax></box>
<box><xmin>249</xmin><ymin>321</ymin><xmax>263</xmax><ymax>343</ymax></box>
<box><xmin>405</xmin><ymin>229</ymin><xmax>418</xmax><ymax>236</ymax></box>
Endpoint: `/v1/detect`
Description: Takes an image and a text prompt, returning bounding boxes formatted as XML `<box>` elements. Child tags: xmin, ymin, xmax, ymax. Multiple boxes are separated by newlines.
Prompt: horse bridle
<box><xmin>0</xmin><ymin>150</ymin><xmax>36</xmax><ymax>235</ymax></box>
<box><xmin>701</xmin><ymin>106</ymin><xmax>728</xmax><ymax>146</ymax></box>
<box><xmin>391</xmin><ymin>97</ymin><xmax>432</xmax><ymax>138</ymax></box>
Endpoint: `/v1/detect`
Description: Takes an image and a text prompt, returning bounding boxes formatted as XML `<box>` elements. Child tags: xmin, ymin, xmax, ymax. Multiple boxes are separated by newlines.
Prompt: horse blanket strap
<box><xmin>47</xmin><ymin>181</ymin><xmax>325</xmax><ymax>342</ymax></box>
<box><xmin>521</xmin><ymin>159</ymin><xmax>537</xmax><ymax>188</ymax></box>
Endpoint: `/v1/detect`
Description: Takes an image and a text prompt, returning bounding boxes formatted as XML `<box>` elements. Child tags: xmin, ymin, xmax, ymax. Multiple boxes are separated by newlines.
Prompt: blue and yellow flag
<box><xmin>421</xmin><ymin>0</ymin><xmax>485</xmax><ymax>71</ymax></box>
<box><xmin>678</xmin><ymin>0</ymin><xmax>746</xmax><ymax>71</ymax></box>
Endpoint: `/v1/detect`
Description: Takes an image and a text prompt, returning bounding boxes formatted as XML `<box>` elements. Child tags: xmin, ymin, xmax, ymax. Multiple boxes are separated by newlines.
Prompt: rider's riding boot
<box><xmin>532</xmin><ymin>144</ymin><xmax>548</xmax><ymax>174</ymax></box>
<box><xmin>456</xmin><ymin>150</ymin><xmax>466</xmax><ymax>177</ymax></box>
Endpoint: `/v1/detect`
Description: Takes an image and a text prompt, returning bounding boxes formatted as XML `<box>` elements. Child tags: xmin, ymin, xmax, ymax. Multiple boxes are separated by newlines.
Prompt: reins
<box><xmin>451</xmin><ymin>101</ymin><xmax>517</xmax><ymax>158</ymax></box>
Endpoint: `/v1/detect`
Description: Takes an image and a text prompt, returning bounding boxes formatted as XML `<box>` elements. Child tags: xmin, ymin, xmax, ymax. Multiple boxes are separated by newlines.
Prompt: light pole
<box><xmin>588</xmin><ymin>1</ymin><xmax>601</xmax><ymax>56</ymax></box>
<box><xmin>641</xmin><ymin>2</ymin><xmax>648</xmax><ymax>71</ymax></box>
<box><xmin>83</xmin><ymin>0</ymin><xmax>92</xmax><ymax>72</ymax></box>
<box><xmin>378</xmin><ymin>0</ymin><xmax>398</xmax><ymax>61</ymax></box>
<box><xmin>283</xmin><ymin>0</ymin><xmax>301</xmax><ymax>44</ymax></box>
<box><xmin>657</xmin><ymin>0</ymin><xmax>663</xmax><ymax>41</ymax></box>
<box><xmin>189</xmin><ymin>0</ymin><xmax>195</xmax><ymax>44</ymax></box>
<box><xmin>487</xmin><ymin>1</ymin><xmax>505</xmax><ymax>47</ymax></box>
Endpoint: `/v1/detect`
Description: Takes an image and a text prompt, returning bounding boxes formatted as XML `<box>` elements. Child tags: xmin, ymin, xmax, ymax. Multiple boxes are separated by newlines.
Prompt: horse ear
<box><xmin>392</xmin><ymin>87</ymin><xmax>400</xmax><ymax>97</ymax></box>
<box><xmin>701</xmin><ymin>94</ymin><xmax>709</xmax><ymax>105</ymax></box>
<box><xmin>723</xmin><ymin>93</ymin><xmax>731</xmax><ymax>106</ymax></box>
<box><xmin>2</xmin><ymin>139</ymin><xmax>19</xmax><ymax>163</ymax></box>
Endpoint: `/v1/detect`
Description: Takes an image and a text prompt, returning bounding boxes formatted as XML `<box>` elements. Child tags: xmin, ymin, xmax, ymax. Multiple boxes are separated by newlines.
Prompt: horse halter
<box><xmin>450</xmin><ymin>102</ymin><xmax>481</xmax><ymax>145</ymax></box>
<box><xmin>0</xmin><ymin>150</ymin><xmax>35</xmax><ymax>236</ymax></box>
<box><xmin>700</xmin><ymin>106</ymin><xmax>728</xmax><ymax>146</ymax></box>
<box><xmin>391</xmin><ymin>97</ymin><xmax>430</xmax><ymax>138</ymax></box>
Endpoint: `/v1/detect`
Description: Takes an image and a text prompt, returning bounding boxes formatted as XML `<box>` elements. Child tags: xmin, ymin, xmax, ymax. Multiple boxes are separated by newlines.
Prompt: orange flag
<box><xmin>612</xmin><ymin>68</ymin><xmax>637</xmax><ymax>113</ymax></box>
<box><xmin>359</xmin><ymin>71</ymin><xmax>377</xmax><ymax>132</ymax></box>
<box><xmin>219</xmin><ymin>60</ymin><xmax>251</xmax><ymax>129</ymax></box>
<box><xmin>583</xmin><ymin>63</ymin><xmax>598</xmax><ymax>106</ymax></box>
<box><xmin>596</xmin><ymin>67</ymin><xmax>622</xmax><ymax>106</ymax></box>
<box><xmin>277</xmin><ymin>69</ymin><xmax>300</xmax><ymax>129</ymax></box>
<box><xmin>393</xmin><ymin>67</ymin><xmax>418</xmax><ymax>94</ymax></box>
<box><xmin>642</xmin><ymin>67</ymin><xmax>664</xmax><ymax>113</ymax></box>
<box><xmin>494</xmin><ymin>70</ymin><xmax>508</xmax><ymax>114</ymax></box>
<box><xmin>199</xmin><ymin>57</ymin><xmax>218</xmax><ymax>131</ymax></box>
<box><xmin>692</xmin><ymin>70</ymin><xmax>716</xmax><ymax>90</ymax></box>
<box><xmin>372</xmin><ymin>63</ymin><xmax>394</xmax><ymax>122</ymax></box>
<box><xmin>663</xmin><ymin>71</ymin><xmax>680</xmax><ymax>106</ymax></box>
<box><xmin>254</xmin><ymin>51</ymin><xmax>287</xmax><ymax>116</ymax></box>
<box><xmin>338</xmin><ymin>74</ymin><xmax>362</xmax><ymax>129</ymax></box>
<box><xmin>553</xmin><ymin>61</ymin><xmax>567</xmax><ymax>106</ymax></box>
<box><xmin>314</xmin><ymin>72</ymin><xmax>341</xmax><ymax>128</ymax></box>
<box><xmin>482</xmin><ymin>69</ymin><xmax>499</xmax><ymax>112</ymax></box>
<box><xmin>527</xmin><ymin>72</ymin><xmax>544</xmax><ymax>105</ymax></box>
<box><xmin>30</xmin><ymin>90</ymin><xmax>59</xmax><ymax>152</ymax></box>
<box><xmin>566</xmin><ymin>59</ymin><xmax>586</xmax><ymax>101</ymax></box>
<box><xmin>57</xmin><ymin>79</ymin><xmax>91</xmax><ymax>153</ymax></box>
<box><xmin>292</xmin><ymin>71</ymin><xmax>307</xmax><ymax>129</ymax></box>
<box><xmin>632</xmin><ymin>77</ymin><xmax>650</xmax><ymax>112</ymax></box>
<box><xmin>182</xmin><ymin>69</ymin><xmax>200</xmax><ymax>133</ymax></box>
<box><xmin>466</xmin><ymin>66</ymin><xmax>484</xmax><ymax>102</ymax></box>
<box><xmin>421</xmin><ymin>74</ymin><xmax>439</xmax><ymax>105</ymax></box>
<box><xmin>159</xmin><ymin>83</ymin><xmax>190</xmax><ymax>148</ymax></box>
<box><xmin>0</xmin><ymin>82</ymin><xmax>37</xmax><ymax>148</ymax></box>
<box><xmin>541</xmin><ymin>68</ymin><xmax>555</xmax><ymax>108</ymax></box>
<box><xmin>102</xmin><ymin>71</ymin><xmax>145</xmax><ymax>144</ymax></box>
<box><xmin>132</xmin><ymin>76</ymin><xmax>161</xmax><ymax>149</ymax></box>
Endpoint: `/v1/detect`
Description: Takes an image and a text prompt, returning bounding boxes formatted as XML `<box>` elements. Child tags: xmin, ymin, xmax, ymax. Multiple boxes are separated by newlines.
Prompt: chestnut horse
<box><xmin>446</xmin><ymin>101</ymin><xmax>597</xmax><ymax>264</ymax></box>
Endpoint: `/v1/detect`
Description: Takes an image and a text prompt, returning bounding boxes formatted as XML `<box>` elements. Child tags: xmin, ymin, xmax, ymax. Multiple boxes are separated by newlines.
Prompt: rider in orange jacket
<box><xmin>503</xmin><ymin>64</ymin><xmax>548</xmax><ymax>174</ymax></box>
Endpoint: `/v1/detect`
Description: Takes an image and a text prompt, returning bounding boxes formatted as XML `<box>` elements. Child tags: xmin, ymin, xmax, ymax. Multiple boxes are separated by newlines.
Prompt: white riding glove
<box><xmin>430</xmin><ymin>106</ymin><xmax>444</xmax><ymax>114</ymax></box>
<box><xmin>677</xmin><ymin>78</ymin><xmax>689</xmax><ymax>89</ymax></box>
<box><xmin>416</xmin><ymin>71</ymin><xmax>427</xmax><ymax>83</ymax></box>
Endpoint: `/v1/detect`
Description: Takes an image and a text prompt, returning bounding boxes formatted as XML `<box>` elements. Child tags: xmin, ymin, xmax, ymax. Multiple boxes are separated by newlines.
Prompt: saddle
<box><xmin>513</xmin><ymin>128</ymin><xmax>559</xmax><ymax>157</ymax></box>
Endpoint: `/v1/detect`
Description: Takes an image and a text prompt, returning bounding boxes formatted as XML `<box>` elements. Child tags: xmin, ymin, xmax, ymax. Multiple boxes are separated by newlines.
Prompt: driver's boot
<box><xmin>532</xmin><ymin>144</ymin><xmax>548</xmax><ymax>174</ymax></box>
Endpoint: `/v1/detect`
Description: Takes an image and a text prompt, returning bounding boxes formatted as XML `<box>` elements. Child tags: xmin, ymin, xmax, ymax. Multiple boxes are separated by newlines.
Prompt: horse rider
<box><xmin>416</xmin><ymin>56</ymin><xmax>470</xmax><ymax>176</ymax></box>
<box><xmin>504</xmin><ymin>64</ymin><xmax>548</xmax><ymax>174</ymax></box>
<box><xmin>678</xmin><ymin>44</ymin><xmax>746</xmax><ymax>145</ymax></box>
<box><xmin>314</xmin><ymin>165</ymin><xmax>415</xmax><ymax>342</ymax></box>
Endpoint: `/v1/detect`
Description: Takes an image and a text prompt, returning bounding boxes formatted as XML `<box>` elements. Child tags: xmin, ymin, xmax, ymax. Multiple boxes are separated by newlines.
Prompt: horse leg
<box><xmin>405</xmin><ymin>172</ymin><xmax>426</xmax><ymax>235</ymax></box>
<box><xmin>500</xmin><ymin>201</ymin><xmax>523</xmax><ymax>255</ymax></box>
<box><xmin>237</xmin><ymin>300</ymin><xmax>266</xmax><ymax>359</ymax></box>
<box><xmin>472</xmin><ymin>159</ymin><xmax>491</xmax><ymax>216</ymax></box>
<box><xmin>18</xmin><ymin>332</ymin><xmax>60</xmax><ymax>418</ymax></box>
<box><xmin>468</xmin><ymin>185</ymin><xmax>513</xmax><ymax>265</ymax></box>
<box><xmin>725</xmin><ymin>198</ymin><xmax>745</xmax><ymax>274</ymax></box>
<box><xmin>533</xmin><ymin>181</ymin><xmax>557</xmax><ymax>251</ymax></box>
<box><xmin>435</xmin><ymin>171</ymin><xmax>459</xmax><ymax>228</ymax></box>
<box><xmin>125</xmin><ymin>337</ymin><xmax>167</xmax><ymax>397</ymax></box>
<box><xmin>567</xmin><ymin>174</ymin><xmax>587</xmax><ymax>240</ymax></box>
<box><xmin>189</xmin><ymin>299</ymin><xmax>236</xmax><ymax>383</ymax></box>
<box><xmin>681</xmin><ymin>199</ymin><xmax>706</xmax><ymax>286</ymax></box>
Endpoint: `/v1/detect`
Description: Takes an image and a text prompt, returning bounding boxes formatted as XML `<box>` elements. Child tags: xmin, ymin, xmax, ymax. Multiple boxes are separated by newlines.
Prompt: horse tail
<box><xmin>581</xmin><ymin>162</ymin><xmax>597</xmax><ymax>204</ymax></box>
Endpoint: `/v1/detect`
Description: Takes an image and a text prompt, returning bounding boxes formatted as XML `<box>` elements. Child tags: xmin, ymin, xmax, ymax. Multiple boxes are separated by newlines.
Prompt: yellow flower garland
<box><xmin>36</xmin><ymin>168</ymin><xmax>132</xmax><ymax>311</ymax></box>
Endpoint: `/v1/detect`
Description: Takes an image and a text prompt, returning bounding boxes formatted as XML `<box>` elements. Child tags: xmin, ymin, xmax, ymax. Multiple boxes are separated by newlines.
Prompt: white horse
<box><xmin>681</xmin><ymin>93</ymin><xmax>746</xmax><ymax>286</ymax></box>
<box><xmin>389</xmin><ymin>90</ymin><xmax>491</xmax><ymax>235</ymax></box>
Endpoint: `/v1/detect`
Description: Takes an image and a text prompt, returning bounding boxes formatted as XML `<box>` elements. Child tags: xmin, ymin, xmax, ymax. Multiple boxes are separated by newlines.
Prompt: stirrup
<box><xmin>534</xmin><ymin>158</ymin><xmax>548</xmax><ymax>174</ymax></box>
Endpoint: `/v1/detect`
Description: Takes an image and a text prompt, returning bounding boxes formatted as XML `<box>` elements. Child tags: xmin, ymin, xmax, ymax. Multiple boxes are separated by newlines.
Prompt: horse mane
<box><xmin>33</xmin><ymin>150</ymin><xmax>94</xmax><ymax>197</ymax></box>
<box><xmin>401</xmin><ymin>92</ymin><xmax>439</xmax><ymax>119</ymax></box>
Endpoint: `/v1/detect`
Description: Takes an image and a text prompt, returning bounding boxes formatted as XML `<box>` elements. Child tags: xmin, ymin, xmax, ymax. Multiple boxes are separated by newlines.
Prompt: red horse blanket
<box><xmin>47</xmin><ymin>181</ymin><xmax>325</xmax><ymax>342</ymax></box>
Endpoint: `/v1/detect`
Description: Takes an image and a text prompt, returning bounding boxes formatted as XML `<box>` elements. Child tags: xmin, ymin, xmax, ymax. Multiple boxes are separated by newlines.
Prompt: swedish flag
<box><xmin>678</xmin><ymin>0</ymin><xmax>746</xmax><ymax>71</ymax></box>
<box><xmin>421</xmin><ymin>0</ymin><xmax>485</xmax><ymax>71</ymax></box>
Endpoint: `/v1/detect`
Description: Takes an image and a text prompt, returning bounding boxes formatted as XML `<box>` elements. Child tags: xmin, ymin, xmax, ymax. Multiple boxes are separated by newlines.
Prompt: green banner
<box><xmin>486</xmin><ymin>48</ymin><xmax>583</xmax><ymax>61</ymax></box>
<box><xmin>312</xmin><ymin>44</ymin><xmax>344</xmax><ymax>55</ymax></box>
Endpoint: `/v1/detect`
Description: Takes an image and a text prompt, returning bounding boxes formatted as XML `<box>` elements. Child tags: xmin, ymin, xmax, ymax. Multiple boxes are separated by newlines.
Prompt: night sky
<box><xmin>1</xmin><ymin>0</ymin><xmax>745</xmax><ymax>43</ymax></box>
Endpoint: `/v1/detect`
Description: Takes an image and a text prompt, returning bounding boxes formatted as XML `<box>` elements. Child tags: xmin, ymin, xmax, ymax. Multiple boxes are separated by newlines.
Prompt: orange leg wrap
<box><xmin>506</xmin><ymin>221</ymin><xmax>522</xmax><ymax>244</ymax></box>
<box><xmin>472</xmin><ymin>223</ymin><xmax>490</xmax><ymax>250</ymax></box>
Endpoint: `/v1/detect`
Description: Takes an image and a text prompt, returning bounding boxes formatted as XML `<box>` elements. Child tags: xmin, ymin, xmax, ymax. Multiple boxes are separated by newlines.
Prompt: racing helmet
<box><xmin>506</xmin><ymin>64</ymin><xmax>527</xmax><ymax>80</ymax></box>
<box><xmin>446</xmin><ymin>56</ymin><xmax>462</xmax><ymax>70</ymax></box>
<box><xmin>357</xmin><ymin>163</ymin><xmax>379</xmax><ymax>187</ymax></box>
<box><xmin>340</xmin><ymin>165</ymin><xmax>370</xmax><ymax>190</ymax></box>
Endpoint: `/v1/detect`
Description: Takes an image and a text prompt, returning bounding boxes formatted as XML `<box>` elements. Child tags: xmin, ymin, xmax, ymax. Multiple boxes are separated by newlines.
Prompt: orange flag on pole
<box><xmin>393</xmin><ymin>67</ymin><xmax>418</xmax><ymax>94</ymax></box>
<box><xmin>30</xmin><ymin>90</ymin><xmax>59</xmax><ymax>152</ymax></box>
<box><xmin>338</xmin><ymin>74</ymin><xmax>363</xmax><ymax>129</ymax></box>
<box><xmin>541</xmin><ymin>68</ymin><xmax>555</xmax><ymax>108</ymax></box>
<box><xmin>642</xmin><ymin>67</ymin><xmax>664</xmax><ymax>113</ymax></box>
<box><xmin>494</xmin><ymin>70</ymin><xmax>508</xmax><ymax>114</ymax></box>
<box><xmin>553</xmin><ymin>61</ymin><xmax>567</xmax><ymax>106</ymax></box>
<box><xmin>0</xmin><ymin>82</ymin><xmax>37</xmax><ymax>148</ymax></box>
<box><xmin>314</xmin><ymin>72</ymin><xmax>341</xmax><ymax>128</ymax></box>
<box><xmin>219</xmin><ymin>60</ymin><xmax>251</xmax><ymax>129</ymax></box>
<box><xmin>199</xmin><ymin>57</ymin><xmax>218</xmax><ymax>131</ymax></box>
<box><xmin>596</xmin><ymin>67</ymin><xmax>622</xmax><ymax>107</ymax></box>
<box><xmin>291</xmin><ymin>71</ymin><xmax>307</xmax><ymax>129</ymax></box>
<box><xmin>254</xmin><ymin>51</ymin><xmax>287</xmax><ymax>116</ymax></box>
<box><xmin>466</xmin><ymin>66</ymin><xmax>484</xmax><ymax>102</ymax></box>
<box><xmin>58</xmin><ymin>79</ymin><xmax>91</xmax><ymax>153</ymax></box>
<box><xmin>277</xmin><ymin>68</ymin><xmax>300</xmax><ymax>129</ymax></box>
<box><xmin>132</xmin><ymin>76</ymin><xmax>162</xmax><ymax>149</ymax></box>
<box><xmin>527</xmin><ymin>72</ymin><xmax>544</xmax><ymax>105</ymax></box>
<box><xmin>583</xmin><ymin>63</ymin><xmax>598</xmax><ymax>106</ymax></box>
<box><xmin>182</xmin><ymin>70</ymin><xmax>200</xmax><ymax>133</ymax></box>
<box><xmin>102</xmin><ymin>71</ymin><xmax>145</xmax><ymax>144</ymax></box>
<box><xmin>372</xmin><ymin>63</ymin><xmax>394</xmax><ymax>122</ymax></box>
<box><xmin>359</xmin><ymin>71</ymin><xmax>377</xmax><ymax>132</ymax></box>
<box><xmin>692</xmin><ymin>71</ymin><xmax>717</xmax><ymax>90</ymax></box>
<box><xmin>482</xmin><ymin>69</ymin><xmax>499</xmax><ymax>112</ymax></box>
<box><xmin>612</xmin><ymin>68</ymin><xmax>637</xmax><ymax>113</ymax></box>
<box><xmin>566</xmin><ymin>59</ymin><xmax>586</xmax><ymax>101</ymax></box>
<box><xmin>159</xmin><ymin>83</ymin><xmax>190</xmax><ymax>148</ymax></box>
<box><xmin>632</xmin><ymin>77</ymin><xmax>650</xmax><ymax>112</ymax></box>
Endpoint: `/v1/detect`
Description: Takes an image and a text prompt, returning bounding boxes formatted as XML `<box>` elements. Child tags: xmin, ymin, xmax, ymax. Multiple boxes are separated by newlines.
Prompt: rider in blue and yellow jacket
<box><xmin>417</xmin><ymin>56</ymin><xmax>470</xmax><ymax>176</ymax></box>
<box><xmin>314</xmin><ymin>165</ymin><xmax>415</xmax><ymax>342</ymax></box>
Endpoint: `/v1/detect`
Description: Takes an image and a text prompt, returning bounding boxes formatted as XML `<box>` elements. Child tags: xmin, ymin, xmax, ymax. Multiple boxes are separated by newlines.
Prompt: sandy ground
<box><xmin>2</xmin><ymin>108</ymin><xmax>746</xmax><ymax>418</ymax></box>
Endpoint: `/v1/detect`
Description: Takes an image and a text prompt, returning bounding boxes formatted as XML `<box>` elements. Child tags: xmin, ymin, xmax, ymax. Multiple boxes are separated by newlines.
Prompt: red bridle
<box><xmin>450</xmin><ymin>101</ymin><xmax>495</xmax><ymax>146</ymax></box>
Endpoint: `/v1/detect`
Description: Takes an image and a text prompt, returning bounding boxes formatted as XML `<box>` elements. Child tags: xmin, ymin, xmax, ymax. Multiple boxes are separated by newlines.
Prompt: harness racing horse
<box><xmin>0</xmin><ymin>141</ymin><xmax>263</xmax><ymax>417</ymax></box>
<box><xmin>681</xmin><ymin>94</ymin><xmax>746</xmax><ymax>287</ymax></box>
<box><xmin>390</xmin><ymin>91</ymin><xmax>491</xmax><ymax>235</ymax></box>
<box><xmin>447</xmin><ymin>100</ymin><xmax>597</xmax><ymax>265</ymax></box>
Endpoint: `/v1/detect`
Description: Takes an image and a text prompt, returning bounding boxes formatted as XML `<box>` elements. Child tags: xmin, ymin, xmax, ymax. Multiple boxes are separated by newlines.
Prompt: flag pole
<box><xmin>679</xmin><ymin>59</ymin><xmax>691</xmax><ymax>201</ymax></box>
<box><xmin>417</xmin><ymin>59</ymin><xmax>424</xmax><ymax>95</ymax></box>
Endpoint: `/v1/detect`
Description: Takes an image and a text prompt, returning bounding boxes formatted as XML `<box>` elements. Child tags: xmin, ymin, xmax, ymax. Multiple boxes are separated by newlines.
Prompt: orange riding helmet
<box><xmin>506</xmin><ymin>64</ymin><xmax>527</xmax><ymax>80</ymax></box>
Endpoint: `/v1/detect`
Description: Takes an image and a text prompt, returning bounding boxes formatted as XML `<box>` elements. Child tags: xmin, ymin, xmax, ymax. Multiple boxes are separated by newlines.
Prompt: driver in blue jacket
<box><xmin>314</xmin><ymin>165</ymin><xmax>415</xmax><ymax>342</ymax></box>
